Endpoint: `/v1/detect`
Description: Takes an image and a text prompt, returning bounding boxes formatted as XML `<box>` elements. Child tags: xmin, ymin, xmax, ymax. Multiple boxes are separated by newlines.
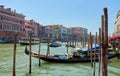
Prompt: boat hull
<box><xmin>20</xmin><ymin>42</ymin><xmax>39</xmax><ymax>45</ymax></box>
<box><xmin>24</xmin><ymin>48</ymin><xmax>117</xmax><ymax>63</ymax></box>
<box><xmin>49</xmin><ymin>44</ymin><xmax>61</xmax><ymax>47</ymax></box>
<box><xmin>40</xmin><ymin>53</ymin><xmax>117</xmax><ymax>63</ymax></box>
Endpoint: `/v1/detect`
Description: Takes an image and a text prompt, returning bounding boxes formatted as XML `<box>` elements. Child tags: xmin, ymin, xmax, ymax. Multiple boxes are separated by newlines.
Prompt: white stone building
<box><xmin>114</xmin><ymin>10</ymin><xmax>120</xmax><ymax>36</ymax></box>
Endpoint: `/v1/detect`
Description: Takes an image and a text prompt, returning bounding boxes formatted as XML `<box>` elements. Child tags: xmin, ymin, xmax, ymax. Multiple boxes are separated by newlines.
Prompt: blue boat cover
<box><xmin>59</xmin><ymin>55</ymin><xmax>68</xmax><ymax>59</ymax></box>
<box><xmin>82</xmin><ymin>44</ymin><xmax>99</xmax><ymax>51</ymax></box>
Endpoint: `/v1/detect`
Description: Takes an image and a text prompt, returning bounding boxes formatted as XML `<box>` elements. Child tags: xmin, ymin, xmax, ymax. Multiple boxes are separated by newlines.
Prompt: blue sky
<box><xmin>0</xmin><ymin>0</ymin><xmax>120</xmax><ymax>35</ymax></box>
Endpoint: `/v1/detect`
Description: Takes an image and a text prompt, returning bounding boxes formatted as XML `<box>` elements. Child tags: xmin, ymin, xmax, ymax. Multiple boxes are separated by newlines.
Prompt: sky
<box><xmin>0</xmin><ymin>0</ymin><xmax>120</xmax><ymax>35</ymax></box>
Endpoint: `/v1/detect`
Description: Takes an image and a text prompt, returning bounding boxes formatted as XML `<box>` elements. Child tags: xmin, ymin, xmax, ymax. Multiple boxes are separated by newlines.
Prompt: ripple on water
<box><xmin>0</xmin><ymin>43</ymin><xmax>120</xmax><ymax>76</ymax></box>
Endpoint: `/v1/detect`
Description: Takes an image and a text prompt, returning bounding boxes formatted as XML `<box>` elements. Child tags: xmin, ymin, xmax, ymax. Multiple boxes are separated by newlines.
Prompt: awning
<box><xmin>108</xmin><ymin>35</ymin><xmax>120</xmax><ymax>41</ymax></box>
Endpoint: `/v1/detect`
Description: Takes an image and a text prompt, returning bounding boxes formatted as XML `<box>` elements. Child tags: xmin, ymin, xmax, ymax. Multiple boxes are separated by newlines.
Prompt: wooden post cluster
<box><xmin>101</xmin><ymin>8</ymin><xmax>108</xmax><ymax>76</ymax></box>
<box><xmin>88</xmin><ymin>8</ymin><xmax>108</xmax><ymax>76</ymax></box>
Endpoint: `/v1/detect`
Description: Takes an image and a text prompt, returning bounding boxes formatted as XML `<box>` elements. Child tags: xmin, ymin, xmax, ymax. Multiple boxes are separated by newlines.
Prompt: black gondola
<box><xmin>25</xmin><ymin>46</ymin><xmax>117</xmax><ymax>63</ymax></box>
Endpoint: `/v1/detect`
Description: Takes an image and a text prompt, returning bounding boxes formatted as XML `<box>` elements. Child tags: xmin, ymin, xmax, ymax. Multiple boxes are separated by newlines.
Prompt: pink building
<box><xmin>69</xmin><ymin>27</ymin><xmax>83</xmax><ymax>37</ymax></box>
<box><xmin>0</xmin><ymin>5</ymin><xmax>25</xmax><ymax>42</ymax></box>
<box><xmin>25</xmin><ymin>20</ymin><xmax>41</xmax><ymax>38</ymax></box>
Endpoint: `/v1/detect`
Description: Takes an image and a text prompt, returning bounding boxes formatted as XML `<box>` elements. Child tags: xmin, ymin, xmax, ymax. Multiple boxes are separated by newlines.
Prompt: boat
<box><xmin>24</xmin><ymin>46</ymin><xmax>46</xmax><ymax>58</ymax></box>
<box><xmin>19</xmin><ymin>37</ymin><xmax>39</xmax><ymax>45</ymax></box>
<box><xmin>0</xmin><ymin>39</ymin><xmax>6</xmax><ymax>43</ymax></box>
<box><xmin>24</xmin><ymin>45</ymin><xmax>118</xmax><ymax>63</ymax></box>
<box><xmin>41</xmin><ymin>38</ymin><xmax>49</xmax><ymax>43</ymax></box>
<box><xmin>49</xmin><ymin>41</ymin><xmax>61</xmax><ymax>47</ymax></box>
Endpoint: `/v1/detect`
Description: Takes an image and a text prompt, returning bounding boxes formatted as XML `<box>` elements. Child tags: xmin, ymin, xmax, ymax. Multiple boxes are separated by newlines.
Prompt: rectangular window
<box><xmin>0</xmin><ymin>16</ymin><xmax>2</xmax><ymax>20</ymax></box>
<box><xmin>0</xmin><ymin>24</ymin><xmax>2</xmax><ymax>29</ymax></box>
<box><xmin>2</xmin><ymin>24</ymin><xmax>12</xmax><ymax>31</ymax></box>
<box><xmin>12</xmin><ymin>26</ymin><xmax>19</xmax><ymax>31</ymax></box>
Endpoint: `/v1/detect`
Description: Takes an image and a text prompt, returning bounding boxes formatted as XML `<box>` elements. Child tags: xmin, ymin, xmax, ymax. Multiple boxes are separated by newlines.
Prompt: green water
<box><xmin>0</xmin><ymin>43</ymin><xmax>120</xmax><ymax>76</ymax></box>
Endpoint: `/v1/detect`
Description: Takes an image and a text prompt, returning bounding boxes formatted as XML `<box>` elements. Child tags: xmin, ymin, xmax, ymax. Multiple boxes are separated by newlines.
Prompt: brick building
<box><xmin>24</xmin><ymin>20</ymin><xmax>43</xmax><ymax>38</ymax></box>
<box><xmin>0</xmin><ymin>5</ymin><xmax>25</xmax><ymax>42</ymax></box>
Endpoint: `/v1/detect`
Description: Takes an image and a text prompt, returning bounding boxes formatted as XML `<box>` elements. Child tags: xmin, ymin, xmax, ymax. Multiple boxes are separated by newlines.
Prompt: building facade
<box><xmin>114</xmin><ymin>10</ymin><xmax>120</xmax><ymax>36</ymax></box>
<box><xmin>25</xmin><ymin>20</ymin><xmax>43</xmax><ymax>38</ymax></box>
<box><xmin>67</xmin><ymin>28</ymin><xmax>73</xmax><ymax>41</ymax></box>
<box><xmin>0</xmin><ymin>5</ymin><xmax>25</xmax><ymax>42</ymax></box>
<box><xmin>45</xmin><ymin>24</ymin><xmax>69</xmax><ymax>41</ymax></box>
<box><xmin>68</xmin><ymin>27</ymin><xmax>88</xmax><ymax>45</ymax></box>
<box><xmin>69</xmin><ymin>27</ymin><xmax>82</xmax><ymax>40</ymax></box>
<box><xmin>45</xmin><ymin>25</ymin><xmax>88</xmax><ymax>42</ymax></box>
<box><xmin>55</xmin><ymin>25</ymin><xmax>68</xmax><ymax>41</ymax></box>
<box><xmin>45</xmin><ymin>26</ymin><xmax>55</xmax><ymax>39</ymax></box>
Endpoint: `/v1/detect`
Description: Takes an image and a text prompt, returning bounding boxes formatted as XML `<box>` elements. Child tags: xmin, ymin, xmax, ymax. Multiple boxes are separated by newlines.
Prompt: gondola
<box><xmin>19</xmin><ymin>37</ymin><xmax>39</xmax><ymax>45</ymax></box>
<box><xmin>24</xmin><ymin>46</ymin><xmax>118</xmax><ymax>63</ymax></box>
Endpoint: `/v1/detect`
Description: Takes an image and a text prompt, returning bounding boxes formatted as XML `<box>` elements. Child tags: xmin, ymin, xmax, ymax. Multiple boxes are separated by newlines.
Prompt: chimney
<box><xmin>0</xmin><ymin>5</ymin><xmax>4</xmax><ymax>8</ymax></box>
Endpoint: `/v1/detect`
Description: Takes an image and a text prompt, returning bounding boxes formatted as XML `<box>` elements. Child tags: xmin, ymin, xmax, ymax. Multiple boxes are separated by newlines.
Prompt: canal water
<box><xmin>0</xmin><ymin>43</ymin><xmax>120</xmax><ymax>76</ymax></box>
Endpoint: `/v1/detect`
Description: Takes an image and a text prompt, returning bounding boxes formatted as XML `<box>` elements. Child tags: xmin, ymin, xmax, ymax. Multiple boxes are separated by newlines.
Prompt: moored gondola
<box><xmin>24</xmin><ymin>46</ymin><xmax>118</xmax><ymax>63</ymax></box>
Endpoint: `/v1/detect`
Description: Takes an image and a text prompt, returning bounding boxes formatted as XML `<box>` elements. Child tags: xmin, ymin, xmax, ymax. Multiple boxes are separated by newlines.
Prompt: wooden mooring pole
<box><xmin>102</xmin><ymin>8</ymin><xmax>108</xmax><ymax>76</ymax></box>
<box><xmin>38</xmin><ymin>37</ymin><xmax>42</xmax><ymax>66</ymax></box>
<box><xmin>66</xmin><ymin>41</ymin><xmax>68</xmax><ymax>53</ymax></box>
<box><xmin>98</xmin><ymin>28</ymin><xmax>101</xmax><ymax>76</ymax></box>
<box><xmin>93</xmin><ymin>32</ymin><xmax>97</xmax><ymax>76</ymax></box>
<box><xmin>101</xmin><ymin>15</ymin><xmax>104</xmax><ymax>76</ymax></box>
<box><xmin>104</xmin><ymin>7</ymin><xmax>108</xmax><ymax>76</ymax></box>
<box><xmin>13</xmin><ymin>33</ymin><xmax>17</xmax><ymax>76</ymax></box>
<box><xmin>90</xmin><ymin>32</ymin><xmax>93</xmax><ymax>68</ymax></box>
<box><xmin>87</xmin><ymin>35</ymin><xmax>90</xmax><ymax>57</ymax></box>
<box><xmin>29</xmin><ymin>32</ymin><xmax>32</xmax><ymax>74</ymax></box>
<box><xmin>46</xmin><ymin>36</ymin><xmax>50</xmax><ymax>57</ymax></box>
